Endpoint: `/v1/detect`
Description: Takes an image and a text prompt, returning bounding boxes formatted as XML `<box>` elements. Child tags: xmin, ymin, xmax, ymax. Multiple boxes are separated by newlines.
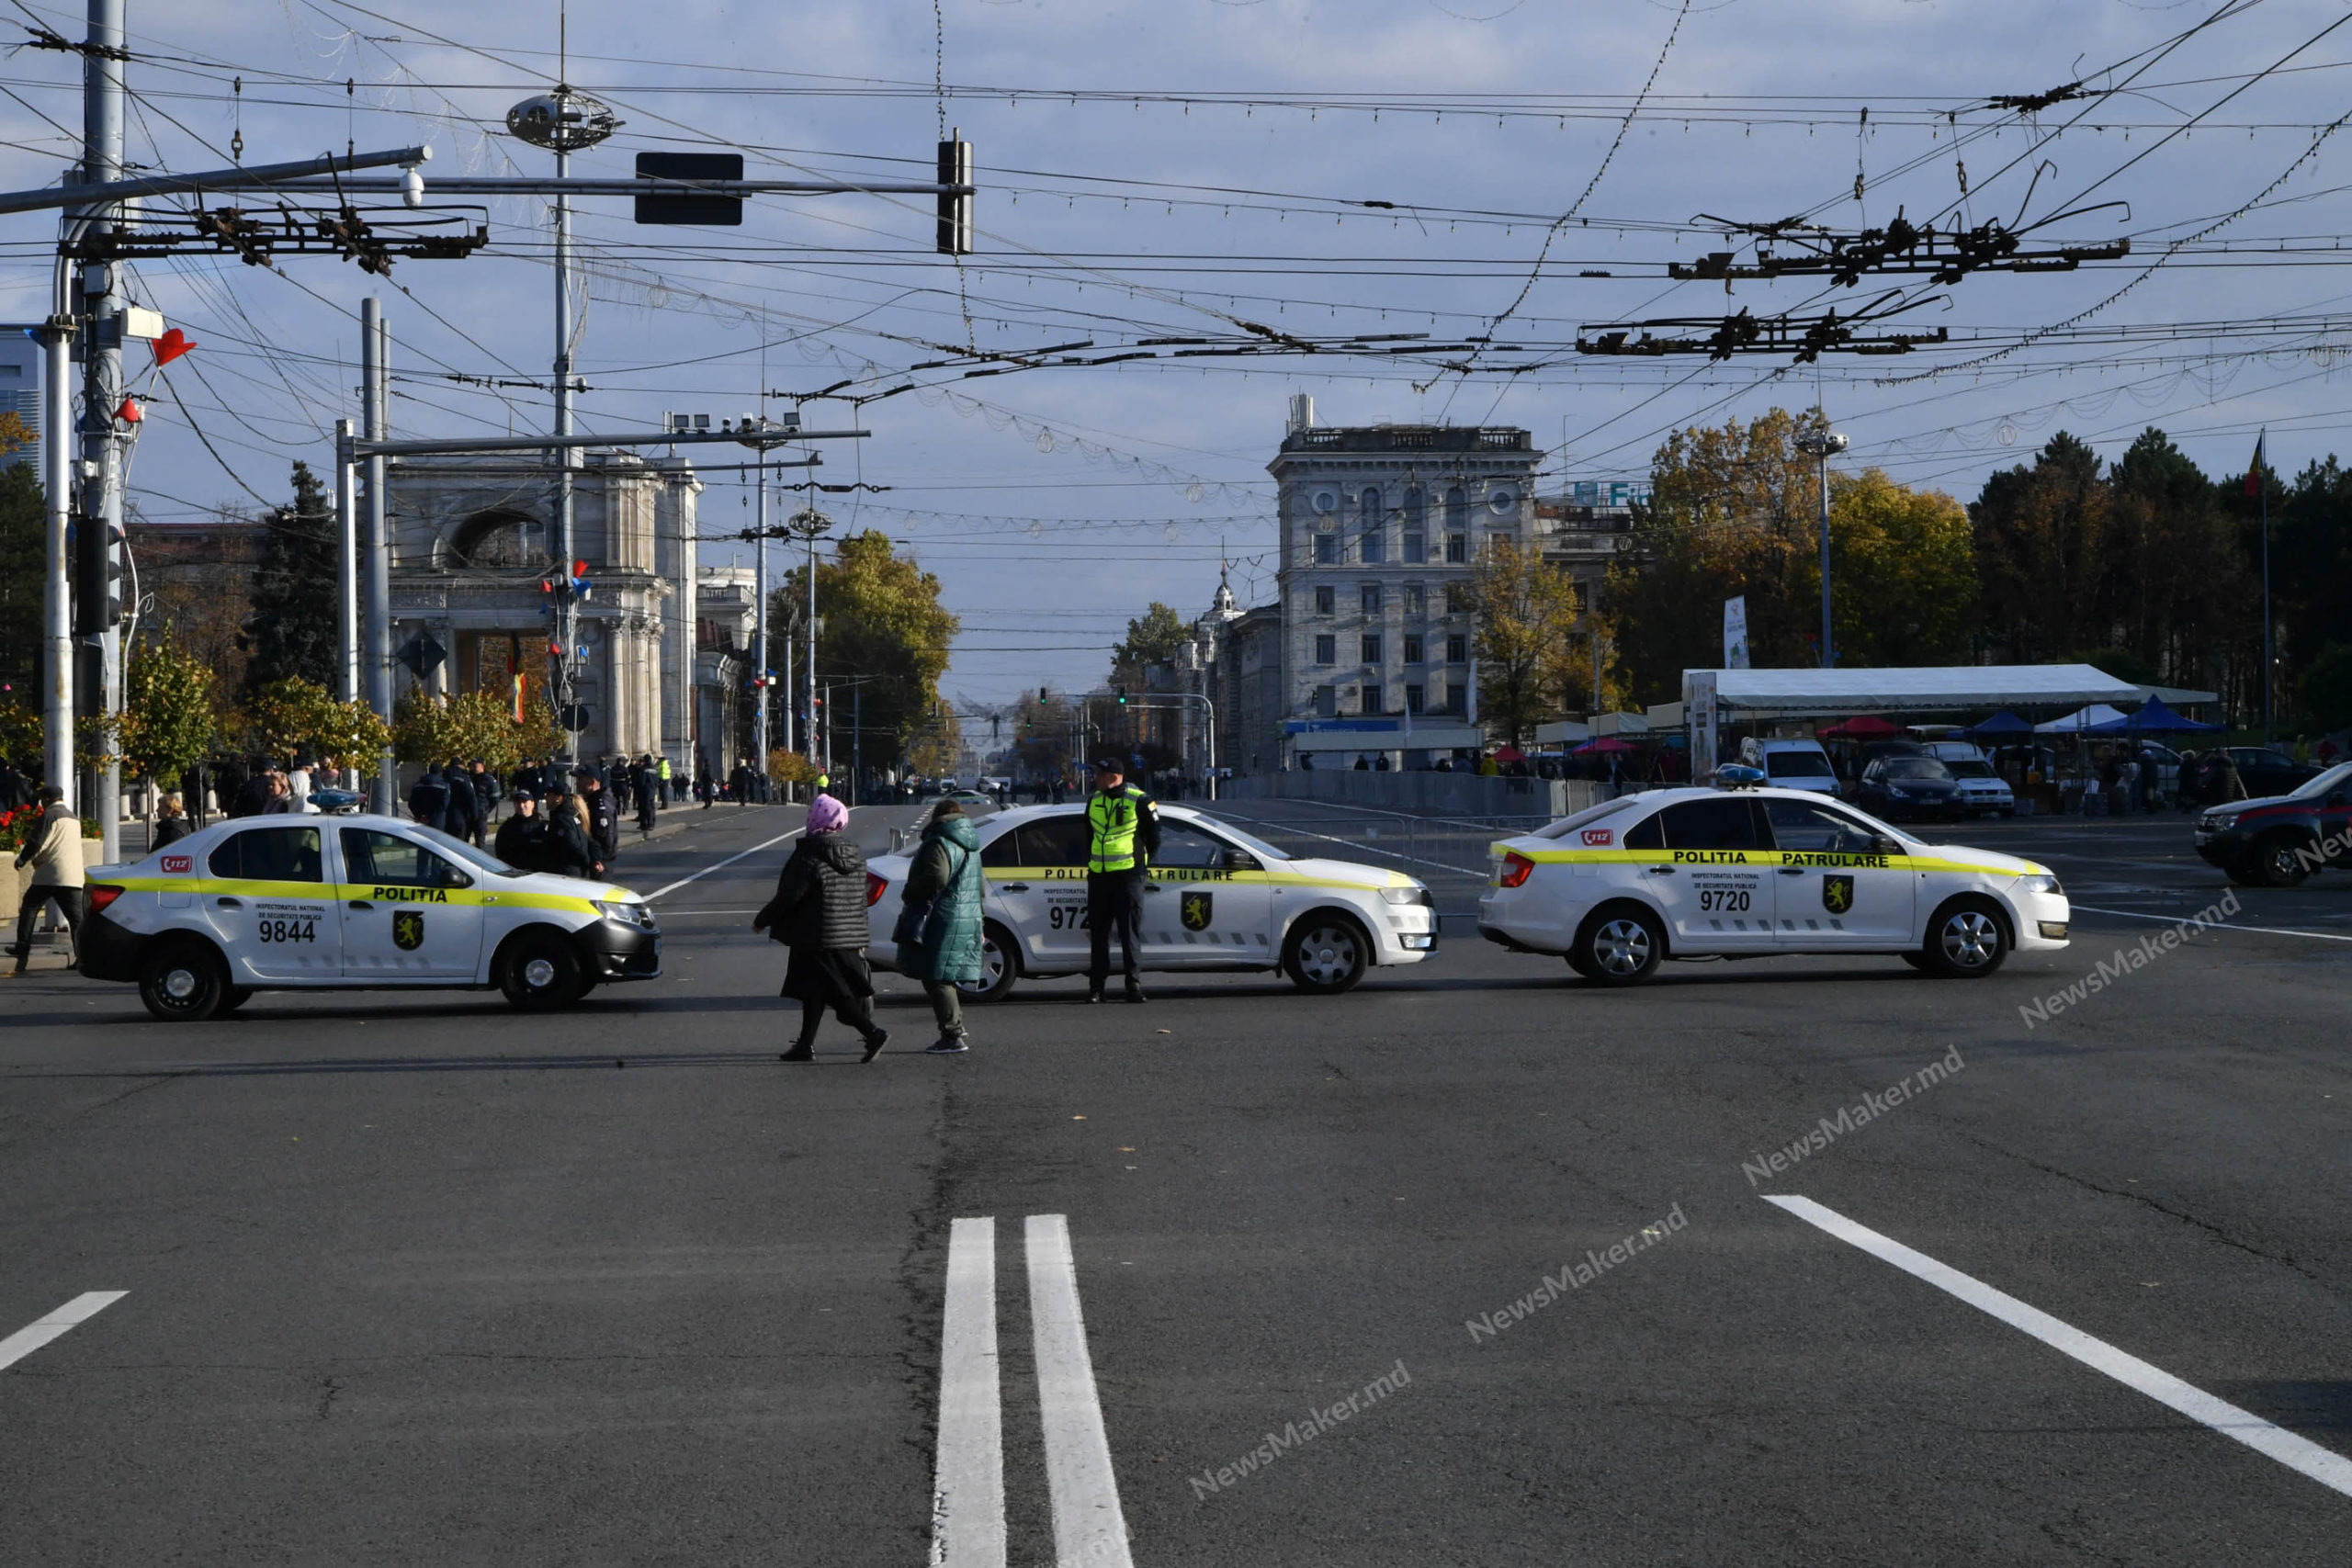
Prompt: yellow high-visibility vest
<box><xmin>1087</xmin><ymin>784</ymin><xmax>1148</xmax><ymax>874</ymax></box>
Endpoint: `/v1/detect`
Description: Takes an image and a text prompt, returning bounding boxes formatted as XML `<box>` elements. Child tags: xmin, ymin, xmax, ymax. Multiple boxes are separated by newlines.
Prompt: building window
<box><xmin>1360</xmin><ymin>487</ymin><xmax>1382</xmax><ymax>527</ymax></box>
<box><xmin>1314</xmin><ymin>585</ymin><xmax>1335</xmax><ymax>615</ymax></box>
<box><xmin>1360</xmin><ymin>583</ymin><xmax>1381</xmax><ymax>615</ymax></box>
<box><xmin>1315</xmin><ymin>531</ymin><xmax>1340</xmax><ymax>565</ymax></box>
<box><xmin>1403</xmin><ymin>583</ymin><xmax>1425</xmax><ymax>615</ymax></box>
<box><xmin>1314</xmin><ymin>633</ymin><xmax>1336</xmax><ymax>665</ymax></box>
<box><xmin>1445</xmin><ymin>485</ymin><xmax>1468</xmax><ymax>528</ymax></box>
<box><xmin>1446</xmin><ymin>633</ymin><xmax>1468</xmax><ymax>663</ymax></box>
<box><xmin>1361</xmin><ymin>633</ymin><xmax>1382</xmax><ymax>665</ymax></box>
<box><xmin>1444</xmin><ymin>532</ymin><xmax>1467</xmax><ymax>563</ymax></box>
<box><xmin>1403</xmin><ymin>485</ymin><xmax>1424</xmax><ymax>529</ymax></box>
<box><xmin>1361</xmin><ymin>684</ymin><xmax>1383</xmax><ymax>715</ymax></box>
<box><xmin>1314</xmin><ymin>683</ymin><xmax>1338</xmax><ymax>718</ymax></box>
<box><xmin>1402</xmin><ymin>530</ymin><xmax>1424</xmax><ymax>563</ymax></box>
<box><xmin>1403</xmin><ymin>633</ymin><xmax>1424</xmax><ymax>664</ymax></box>
<box><xmin>1405</xmin><ymin>683</ymin><xmax>1426</xmax><ymax>714</ymax></box>
<box><xmin>1445</xmin><ymin>682</ymin><xmax>1466</xmax><ymax>715</ymax></box>
<box><xmin>1361</xmin><ymin>527</ymin><xmax>1385</xmax><ymax>564</ymax></box>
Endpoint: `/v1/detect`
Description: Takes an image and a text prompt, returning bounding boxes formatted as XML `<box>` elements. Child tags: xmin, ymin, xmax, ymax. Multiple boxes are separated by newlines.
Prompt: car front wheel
<box><xmin>1921</xmin><ymin>898</ymin><xmax>2008</xmax><ymax>977</ymax></box>
<box><xmin>956</xmin><ymin>921</ymin><xmax>1021</xmax><ymax>1004</ymax></box>
<box><xmin>2255</xmin><ymin>835</ymin><xmax>2312</xmax><ymax>888</ymax></box>
<box><xmin>139</xmin><ymin>941</ymin><xmax>231</xmax><ymax>1022</ymax></box>
<box><xmin>500</xmin><ymin>931</ymin><xmax>588</xmax><ymax>1010</ymax></box>
<box><xmin>1283</xmin><ymin>914</ymin><xmax>1369</xmax><ymax>995</ymax></box>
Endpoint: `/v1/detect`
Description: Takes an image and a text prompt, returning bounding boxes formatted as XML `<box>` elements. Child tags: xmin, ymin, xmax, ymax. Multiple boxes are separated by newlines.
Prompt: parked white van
<box><xmin>1736</xmin><ymin>738</ymin><xmax>1842</xmax><ymax>797</ymax></box>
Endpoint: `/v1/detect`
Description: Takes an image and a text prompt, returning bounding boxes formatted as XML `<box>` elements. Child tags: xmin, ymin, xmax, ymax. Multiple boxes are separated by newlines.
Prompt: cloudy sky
<box><xmin>3</xmin><ymin>0</ymin><xmax>2347</xmax><ymax>708</ymax></box>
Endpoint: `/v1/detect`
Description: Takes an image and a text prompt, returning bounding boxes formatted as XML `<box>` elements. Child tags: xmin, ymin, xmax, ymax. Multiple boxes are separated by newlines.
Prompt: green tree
<box><xmin>1968</xmin><ymin>433</ymin><xmax>2111</xmax><ymax>664</ymax></box>
<box><xmin>1108</xmin><ymin>602</ymin><xmax>1190</xmax><ymax>688</ymax></box>
<box><xmin>769</xmin><ymin>528</ymin><xmax>958</xmax><ymax>766</ymax></box>
<box><xmin>1461</xmin><ymin>536</ymin><xmax>1582</xmax><ymax>745</ymax></box>
<box><xmin>391</xmin><ymin>688</ymin><xmax>553</xmax><ymax>772</ymax></box>
<box><xmin>246</xmin><ymin>676</ymin><xmax>391</xmax><ymax>772</ymax></box>
<box><xmin>0</xmin><ymin>416</ymin><xmax>46</xmax><ymax>692</ymax></box>
<box><xmin>1820</xmin><ymin>468</ymin><xmax>1978</xmax><ymax>668</ymax></box>
<box><xmin>119</xmin><ymin>630</ymin><xmax>216</xmax><ymax>792</ymax></box>
<box><xmin>239</xmin><ymin>461</ymin><xmax>339</xmax><ymax>694</ymax></box>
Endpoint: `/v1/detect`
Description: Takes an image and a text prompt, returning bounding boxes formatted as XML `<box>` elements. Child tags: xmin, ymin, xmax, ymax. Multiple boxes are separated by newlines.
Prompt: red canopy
<box><xmin>1491</xmin><ymin>743</ymin><xmax>1525</xmax><ymax>762</ymax></box>
<box><xmin>1575</xmin><ymin>736</ymin><xmax>1641</xmax><ymax>754</ymax></box>
<box><xmin>1819</xmin><ymin>715</ymin><xmax>1903</xmax><ymax>739</ymax></box>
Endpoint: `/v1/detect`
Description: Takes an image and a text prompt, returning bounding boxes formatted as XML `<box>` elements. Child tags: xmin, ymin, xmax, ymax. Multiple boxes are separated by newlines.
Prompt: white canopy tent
<box><xmin>1680</xmin><ymin>664</ymin><xmax>2143</xmax><ymax>717</ymax></box>
<box><xmin>2035</xmin><ymin>704</ymin><xmax>2130</xmax><ymax>734</ymax></box>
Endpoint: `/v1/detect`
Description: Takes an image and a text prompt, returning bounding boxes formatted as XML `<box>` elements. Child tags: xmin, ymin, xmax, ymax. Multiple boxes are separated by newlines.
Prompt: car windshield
<box><xmin>1187</xmin><ymin>814</ymin><xmax>1291</xmax><ymax>862</ymax></box>
<box><xmin>1534</xmin><ymin>799</ymin><xmax>1641</xmax><ymax>840</ymax></box>
<box><xmin>1764</xmin><ymin>750</ymin><xmax>1833</xmax><ymax>778</ymax></box>
<box><xmin>417</xmin><ymin>826</ymin><xmax>525</xmax><ymax>879</ymax></box>
<box><xmin>2290</xmin><ymin>761</ymin><xmax>2352</xmax><ymax>799</ymax></box>
<box><xmin>1881</xmin><ymin>758</ymin><xmax>1953</xmax><ymax>781</ymax></box>
<box><xmin>1945</xmin><ymin>760</ymin><xmax>1996</xmax><ymax>779</ymax></box>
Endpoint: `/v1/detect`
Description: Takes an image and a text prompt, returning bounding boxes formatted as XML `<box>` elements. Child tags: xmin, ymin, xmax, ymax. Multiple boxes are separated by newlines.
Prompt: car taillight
<box><xmin>865</xmin><ymin>873</ymin><xmax>888</xmax><ymax>908</ymax></box>
<box><xmin>1498</xmin><ymin>852</ymin><xmax>1534</xmax><ymax>888</ymax></box>
<box><xmin>87</xmin><ymin>884</ymin><xmax>125</xmax><ymax>913</ymax></box>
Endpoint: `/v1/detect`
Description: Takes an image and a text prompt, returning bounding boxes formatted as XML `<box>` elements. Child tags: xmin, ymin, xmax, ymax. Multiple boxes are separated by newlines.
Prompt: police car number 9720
<box><xmin>1477</xmin><ymin>783</ymin><xmax>2069</xmax><ymax>985</ymax></box>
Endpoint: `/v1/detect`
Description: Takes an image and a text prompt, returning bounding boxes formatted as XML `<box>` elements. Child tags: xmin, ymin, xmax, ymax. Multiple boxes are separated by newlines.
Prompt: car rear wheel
<box><xmin>139</xmin><ymin>941</ymin><xmax>231</xmax><ymax>1022</ymax></box>
<box><xmin>956</xmin><ymin>921</ymin><xmax>1021</xmax><ymax>1004</ymax></box>
<box><xmin>1921</xmin><ymin>897</ymin><xmax>2007</xmax><ymax>978</ymax></box>
<box><xmin>1569</xmin><ymin>905</ymin><xmax>1665</xmax><ymax>987</ymax></box>
<box><xmin>2255</xmin><ymin>835</ymin><xmax>2312</xmax><ymax>888</ymax></box>
<box><xmin>500</xmin><ymin>931</ymin><xmax>587</xmax><ymax>1010</ymax></box>
<box><xmin>220</xmin><ymin>987</ymin><xmax>254</xmax><ymax>1013</ymax></box>
<box><xmin>1283</xmin><ymin>913</ymin><xmax>1369</xmax><ymax>995</ymax></box>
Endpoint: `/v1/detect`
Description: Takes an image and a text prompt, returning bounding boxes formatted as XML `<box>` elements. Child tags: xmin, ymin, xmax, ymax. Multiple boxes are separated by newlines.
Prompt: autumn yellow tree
<box><xmin>1460</xmin><ymin>536</ymin><xmax>1582</xmax><ymax>745</ymax></box>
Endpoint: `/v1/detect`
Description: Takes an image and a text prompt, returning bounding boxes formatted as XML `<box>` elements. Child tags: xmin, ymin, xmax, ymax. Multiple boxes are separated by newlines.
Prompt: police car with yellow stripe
<box><xmin>1477</xmin><ymin>772</ymin><xmax>2067</xmax><ymax>984</ymax></box>
<box><xmin>77</xmin><ymin>813</ymin><xmax>660</xmax><ymax>1021</ymax></box>
<box><xmin>865</xmin><ymin>803</ymin><xmax>1438</xmax><ymax>999</ymax></box>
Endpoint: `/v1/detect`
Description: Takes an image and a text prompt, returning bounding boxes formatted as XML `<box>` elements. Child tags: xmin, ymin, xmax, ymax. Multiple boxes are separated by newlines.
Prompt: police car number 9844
<box><xmin>1477</xmin><ymin>782</ymin><xmax>2068</xmax><ymax>986</ymax></box>
<box><xmin>73</xmin><ymin>812</ymin><xmax>662</xmax><ymax>1021</ymax></box>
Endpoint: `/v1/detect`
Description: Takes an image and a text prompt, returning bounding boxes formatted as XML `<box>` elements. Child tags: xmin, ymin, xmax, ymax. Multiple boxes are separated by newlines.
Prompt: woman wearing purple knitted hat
<box><xmin>753</xmin><ymin>793</ymin><xmax>889</xmax><ymax>1062</ymax></box>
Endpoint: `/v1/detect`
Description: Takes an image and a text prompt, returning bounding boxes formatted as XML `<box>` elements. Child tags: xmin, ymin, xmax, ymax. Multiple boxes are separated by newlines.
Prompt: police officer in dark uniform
<box><xmin>575</xmin><ymin>765</ymin><xmax>619</xmax><ymax>867</ymax></box>
<box><xmin>1084</xmin><ymin>757</ymin><xmax>1159</xmax><ymax>1004</ymax></box>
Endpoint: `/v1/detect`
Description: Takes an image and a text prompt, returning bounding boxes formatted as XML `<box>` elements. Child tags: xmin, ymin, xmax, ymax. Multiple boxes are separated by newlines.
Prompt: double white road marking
<box><xmin>1766</xmin><ymin>1195</ymin><xmax>2352</xmax><ymax>1500</ymax></box>
<box><xmin>0</xmin><ymin>1292</ymin><xmax>126</xmax><ymax>1373</ymax></box>
<box><xmin>933</xmin><ymin>1215</ymin><xmax>1132</xmax><ymax>1568</ymax></box>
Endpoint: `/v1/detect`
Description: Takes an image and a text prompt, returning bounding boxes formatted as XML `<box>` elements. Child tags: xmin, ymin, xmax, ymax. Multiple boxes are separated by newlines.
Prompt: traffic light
<box><xmin>1039</xmin><ymin>687</ymin><xmax>1050</xmax><ymax>704</ymax></box>
<box><xmin>1115</xmin><ymin>684</ymin><xmax>1128</xmax><ymax>705</ymax></box>
<box><xmin>937</xmin><ymin>135</ymin><xmax>973</xmax><ymax>256</ymax></box>
<box><xmin>72</xmin><ymin>517</ymin><xmax>122</xmax><ymax>636</ymax></box>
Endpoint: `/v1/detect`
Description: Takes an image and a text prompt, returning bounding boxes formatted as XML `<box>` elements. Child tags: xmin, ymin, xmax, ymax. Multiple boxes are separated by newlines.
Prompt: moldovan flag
<box><xmin>511</xmin><ymin>672</ymin><xmax>526</xmax><ymax>723</ymax></box>
<box><xmin>2245</xmin><ymin>430</ymin><xmax>2265</xmax><ymax>497</ymax></box>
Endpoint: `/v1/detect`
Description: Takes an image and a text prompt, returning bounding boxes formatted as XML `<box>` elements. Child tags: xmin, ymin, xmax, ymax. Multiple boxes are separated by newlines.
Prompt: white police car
<box><xmin>865</xmin><ymin>803</ymin><xmax>1438</xmax><ymax>999</ymax></box>
<box><xmin>1477</xmin><ymin>773</ymin><xmax>2067</xmax><ymax>984</ymax></box>
<box><xmin>77</xmin><ymin>813</ymin><xmax>660</xmax><ymax>1021</ymax></box>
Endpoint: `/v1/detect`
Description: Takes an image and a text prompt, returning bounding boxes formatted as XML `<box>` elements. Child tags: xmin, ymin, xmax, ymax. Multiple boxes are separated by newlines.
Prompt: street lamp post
<box><xmin>786</xmin><ymin>507</ymin><xmax>832</xmax><ymax>781</ymax></box>
<box><xmin>1795</xmin><ymin>427</ymin><xmax>1848</xmax><ymax>668</ymax></box>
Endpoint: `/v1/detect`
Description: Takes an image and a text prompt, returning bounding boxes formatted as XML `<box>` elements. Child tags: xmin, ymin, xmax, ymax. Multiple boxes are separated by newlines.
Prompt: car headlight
<box><xmin>1885</xmin><ymin>785</ymin><xmax>1913</xmax><ymax>798</ymax></box>
<box><xmin>1382</xmin><ymin>885</ymin><xmax>1431</xmax><ymax>906</ymax></box>
<box><xmin>594</xmin><ymin>899</ymin><xmax>655</xmax><ymax>927</ymax></box>
<box><xmin>2202</xmin><ymin>813</ymin><xmax>2238</xmax><ymax>831</ymax></box>
<box><xmin>2016</xmin><ymin>873</ymin><xmax>2064</xmax><ymax>897</ymax></box>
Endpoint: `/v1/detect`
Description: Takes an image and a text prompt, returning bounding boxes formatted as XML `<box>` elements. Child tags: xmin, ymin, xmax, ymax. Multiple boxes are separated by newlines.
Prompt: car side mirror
<box><xmin>1226</xmin><ymin>851</ymin><xmax>1261</xmax><ymax>873</ymax></box>
<box><xmin>1871</xmin><ymin>834</ymin><xmax>1903</xmax><ymax>856</ymax></box>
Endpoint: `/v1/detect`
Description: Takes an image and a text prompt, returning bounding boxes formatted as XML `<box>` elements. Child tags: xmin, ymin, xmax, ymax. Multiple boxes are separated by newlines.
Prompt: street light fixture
<box><xmin>1795</xmin><ymin>427</ymin><xmax>1849</xmax><ymax>668</ymax></box>
<box><xmin>787</xmin><ymin>508</ymin><xmax>833</xmax><ymax>772</ymax></box>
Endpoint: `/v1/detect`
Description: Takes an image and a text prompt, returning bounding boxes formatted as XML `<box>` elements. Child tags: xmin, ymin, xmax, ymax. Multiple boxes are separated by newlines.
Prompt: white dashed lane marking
<box><xmin>1764</xmin><ymin>1195</ymin><xmax>2352</xmax><ymax>1501</ymax></box>
<box><xmin>0</xmin><ymin>1292</ymin><xmax>127</xmax><ymax>1373</ymax></box>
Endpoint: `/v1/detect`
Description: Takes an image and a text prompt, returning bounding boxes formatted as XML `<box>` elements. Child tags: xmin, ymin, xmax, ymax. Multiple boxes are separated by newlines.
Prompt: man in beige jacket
<box><xmin>8</xmin><ymin>786</ymin><xmax>85</xmax><ymax>975</ymax></box>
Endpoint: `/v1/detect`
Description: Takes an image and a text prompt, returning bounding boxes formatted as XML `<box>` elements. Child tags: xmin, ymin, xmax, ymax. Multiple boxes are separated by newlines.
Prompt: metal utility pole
<box><xmin>752</xmin><ymin>461</ymin><xmax>768</xmax><ymax>765</ymax></box>
<box><xmin>334</xmin><ymin>418</ymin><xmax>357</xmax><ymax>706</ymax></box>
<box><xmin>80</xmin><ymin>0</ymin><xmax>126</xmax><ymax>863</ymax></box>
<box><xmin>787</xmin><ymin>508</ymin><xmax>831</xmax><ymax>769</ymax></box>
<box><xmin>1795</xmin><ymin>426</ymin><xmax>1848</xmax><ymax>669</ymax></box>
<box><xmin>40</xmin><ymin>312</ymin><xmax>72</xmax><ymax>807</ymax></box>
<box><xmin>361</xmin><ymin>296</ymin><xmax>393</xmax><ymax>812</ymax></box>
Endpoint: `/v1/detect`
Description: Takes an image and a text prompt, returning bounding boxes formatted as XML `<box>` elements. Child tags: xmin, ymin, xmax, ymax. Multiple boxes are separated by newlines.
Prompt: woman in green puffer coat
<box><xmin>898</xmin><ymin>800</ymin><xmax>985</xmax><ymax>1054</ymax></box>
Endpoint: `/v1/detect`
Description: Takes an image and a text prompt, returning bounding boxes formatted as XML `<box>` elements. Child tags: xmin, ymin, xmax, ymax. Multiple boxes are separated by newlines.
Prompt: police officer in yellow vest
<box><xmin>1085</xmin><ymin>757</ymin><xmax>1159</xmax><ymax>1003</ymax></box>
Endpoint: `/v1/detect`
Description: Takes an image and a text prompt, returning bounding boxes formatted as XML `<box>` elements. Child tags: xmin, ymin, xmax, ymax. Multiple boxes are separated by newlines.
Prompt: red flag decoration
<box><xmin>2246</xmin><ymin>431</ymin><xmax>2265</xmax><ymax>497</ymax></box>
<box><xmin>114</xmin><ymin>396</ymin><xmax>142</xmax><ymax>424</ymax></box>
<box><xmin>152</xmin><ymin>327</ymin><xmax>195</xmax><ymax>366</ymax></box>
<box><xmin>511</xmin><ymin>672</ymin><xmax>526</xmax><ymax>723</ymax></box>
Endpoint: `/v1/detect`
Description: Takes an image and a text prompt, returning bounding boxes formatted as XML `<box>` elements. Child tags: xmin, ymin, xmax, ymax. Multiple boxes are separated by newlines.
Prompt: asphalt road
<box><xmin>2</xmin><ymin>798</ymin><xmax>2347</xmax><ymax>1563</ymax></box>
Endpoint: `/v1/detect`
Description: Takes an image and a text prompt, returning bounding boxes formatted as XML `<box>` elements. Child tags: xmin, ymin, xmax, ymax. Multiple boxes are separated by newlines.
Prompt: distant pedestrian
<box><xmin>577</xmin><ymin>767</ymin><xmax>619</xmax><ymax>866</ymax></box>
<box><xmin>755</xmin><ymin>793</ymin><xmax>887</xmax><ymax>1062</ymax></box>
<box><xmin>441</xmin><ymin>761</ymin><xmax>479</xmax><ymax>842</ymax></box>
<box><xmin>1083</xmin><ymin>757</ymin><xmax>1158</xmax><ymax>1005</ymax></box>
<box><xmin>634</xmin><ymin>769</ymin><xmax>658</xmax><ymax>837</ymax></box>
<box><xmin>896</xmin><ymin>800</ymin><xmax>983</xmax><ymax>1054</ymax></box>
<box><xmin>408</xmin><ymin>764</ymin><xmax>450</xmax><ymax>830</ymax></box>
<box><xmin>494</xmin><ymin>789</ymin><xmax>548</xmax><ymax>871</ymax></box>
<box><xmin>537</xmin><ymin>789</ymin><xmax>598</xmax><ymax>879</ymax></box>
<box><xmin>7</xmin><ymin>787</ymin><xmax>85</xmax><ymax>976</ymax></box>
<box><xmin>152</xmin><ymin>792</ymin><xmax>191</xmax><ymax>850</ymax></box>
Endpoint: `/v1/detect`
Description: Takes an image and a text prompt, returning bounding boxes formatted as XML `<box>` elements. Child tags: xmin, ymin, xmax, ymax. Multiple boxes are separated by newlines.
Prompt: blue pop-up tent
<box><xmin>1968</xmin><ymin>709</ymin><xmax>2034</xmax><ymax>737</ymax></box>
<box><xmin>2089</xmin><ymin>695</ymin><xmax>2222</xmax><ymax>735</ymax></box>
